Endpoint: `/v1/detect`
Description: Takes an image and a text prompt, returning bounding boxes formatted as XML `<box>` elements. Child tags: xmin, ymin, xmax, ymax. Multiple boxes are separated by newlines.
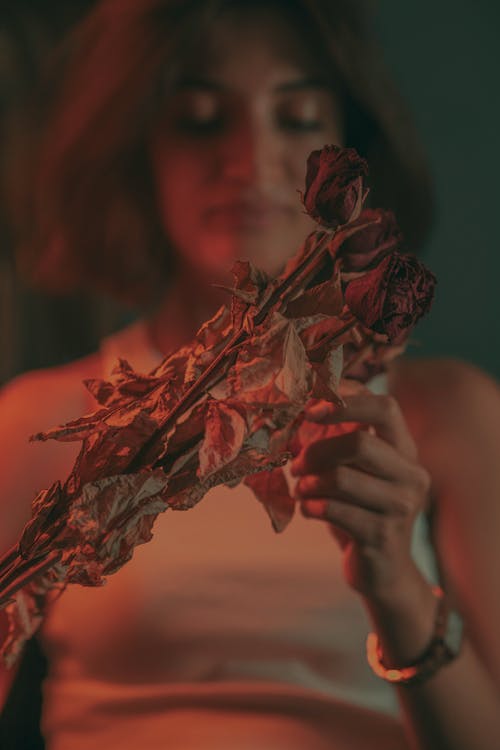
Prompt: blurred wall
<box><xmin>374</xmin><ymin>1</ymin><xmax>500</xmax><ymax>378</ymax></box>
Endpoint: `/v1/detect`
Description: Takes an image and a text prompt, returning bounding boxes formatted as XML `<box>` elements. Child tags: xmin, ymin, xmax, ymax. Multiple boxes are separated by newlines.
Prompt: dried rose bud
<box><xmin>344</xmin><ymin>252</ymin><xmax>437</xmax><ymax>343</ymax></box>
<box><xmin>302</xmin><ymin>145</ymin><xmax>369</xmax><ymax>228</ymax></box>
<box><xmin>337</xmin><ymin>207</ymin><xmax>403</xmax><ymax>271</ymax></box>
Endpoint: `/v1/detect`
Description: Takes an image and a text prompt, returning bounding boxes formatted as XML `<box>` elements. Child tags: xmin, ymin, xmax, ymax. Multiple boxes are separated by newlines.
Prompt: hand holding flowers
<box><xmin>292</xmin><ymin>392</ymin><xmax>431</xmax><ymax>601</ymax></box>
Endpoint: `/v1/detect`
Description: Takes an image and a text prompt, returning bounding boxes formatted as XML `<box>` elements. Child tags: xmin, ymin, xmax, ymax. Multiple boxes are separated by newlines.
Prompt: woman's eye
<box><xmin>171</xmin><ymin>91</ymin><xmax>225</xmax><ymax>135</ymax></box>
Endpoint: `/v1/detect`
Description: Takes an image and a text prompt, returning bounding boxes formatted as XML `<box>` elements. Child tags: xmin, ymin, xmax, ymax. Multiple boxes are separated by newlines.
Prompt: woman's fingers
<box><xmin>305</xmin><ymin>394</ymin><xmax>418</xmax><ymax>461</ymax></box>
<box><xmin>292</xmin><ymin>393</ymin><xmax>432</xmax><ymax>554</ymax></box>
<box><xmin>291</xmin><ymin>427</ymin><xmax>417</xmax><ymax>484</ymax></box>
<box><xmin>300</xmin><ymin>497</ymin><xmax>381</xmax><ymax>547</ymax></box>
<box><xmin>296</xmin><ymin>461</ymin><xmax>430</xmax><ymax>516</ymax></box>
<box><xmin>297</xmin><ymin>467</ymin><xmax>385</xmax><ymax>511</ymax></box>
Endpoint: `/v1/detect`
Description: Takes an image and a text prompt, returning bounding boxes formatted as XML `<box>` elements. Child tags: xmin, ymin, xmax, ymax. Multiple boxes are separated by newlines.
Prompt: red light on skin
<box><xmin>366</xmin><ymin>633</ymin><xmax>421</xmax><ymax>683</ymax></box>
<box><xmin>366</xmin><ymin>586</ymin><xmax>446</xmax><ymax>684</ymax></box>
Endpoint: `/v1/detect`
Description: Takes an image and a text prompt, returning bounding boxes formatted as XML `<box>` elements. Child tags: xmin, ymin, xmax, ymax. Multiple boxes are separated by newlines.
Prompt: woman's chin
<box><xmin>195</xmin><ymin>233</ymin><xmax>292</xmax><ymax>277</ymax></box>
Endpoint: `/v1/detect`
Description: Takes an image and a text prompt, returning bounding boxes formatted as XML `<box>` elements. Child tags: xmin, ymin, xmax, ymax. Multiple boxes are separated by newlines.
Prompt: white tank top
<box><xmin>39</xmin><ymin>320</ymin><xmax>440</xmax><ymax>750</ymax></box>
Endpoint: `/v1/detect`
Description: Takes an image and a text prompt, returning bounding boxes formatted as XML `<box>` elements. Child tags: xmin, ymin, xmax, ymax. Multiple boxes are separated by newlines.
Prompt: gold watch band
<box><xmin>366</xmin><ymin>585</ymin><xmax>461</xmax><ymax>686</ymax></box>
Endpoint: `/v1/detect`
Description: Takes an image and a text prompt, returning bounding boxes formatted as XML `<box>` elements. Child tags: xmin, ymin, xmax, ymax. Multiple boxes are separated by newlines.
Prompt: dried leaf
<box><xmin>274</xmin><ymin>322</ymin><xmax>311</xmax><ymax>404</ymax></box>
<box><xmin>64</xmin><ymin>470</ymin><xmax>169</xmax><ymax>582</ymax></box>
<box><xmin>198</xmin><ymin>401</ymin><xmax>247</xmax><ymax>480</ymax></box>
<box><xmin>285</xmin><ymin>275</ymin><xmax>343</xmax><ymax>319</ymax></box>
<box><xmin>311</xmin><ymin>346</ymin><xmax>344</xmax><ymax>403</ymax></box>
<box><xmin>2</xmin><ymin>566</ymin><xmax>66</xmax><ymax>668</ymax></box>
<box><xmin>244</xmin><ymin>467</ymin><xmax>295</xmax><ymax>532</ymax></box>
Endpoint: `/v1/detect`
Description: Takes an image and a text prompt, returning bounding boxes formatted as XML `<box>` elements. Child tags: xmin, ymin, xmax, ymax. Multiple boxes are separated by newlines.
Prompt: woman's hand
<box><xmin>291</xmin><ymin>393</ymin><xmax>432</xmax><ymax>603</ymax></box>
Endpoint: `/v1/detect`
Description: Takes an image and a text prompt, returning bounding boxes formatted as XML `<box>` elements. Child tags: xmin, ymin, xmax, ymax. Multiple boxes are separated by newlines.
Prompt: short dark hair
<box><xmin>17</xmin><ymin>0</ymin><xmax>435</xmax><ymax>306</ymax></box>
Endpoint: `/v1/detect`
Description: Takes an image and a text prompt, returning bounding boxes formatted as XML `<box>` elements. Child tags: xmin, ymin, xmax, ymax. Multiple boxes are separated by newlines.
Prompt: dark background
<box><xmin>375</xmin><ymin>1</ymin><xmax>500</xmax><ymax>377</ymax></box>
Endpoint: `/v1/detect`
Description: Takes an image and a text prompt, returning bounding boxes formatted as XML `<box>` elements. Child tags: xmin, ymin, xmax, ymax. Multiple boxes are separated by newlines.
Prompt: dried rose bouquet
<box><xmin>0</xmin><ymin>145</ymin><xmax>436</xmax><ymax>665</ymax></box>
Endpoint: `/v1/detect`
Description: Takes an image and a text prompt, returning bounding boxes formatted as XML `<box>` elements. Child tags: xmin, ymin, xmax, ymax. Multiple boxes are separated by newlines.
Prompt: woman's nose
<box><xmin>218</xmin><ymin>116</ymin><xmax>279</xmax><ymax>185</ymax></box>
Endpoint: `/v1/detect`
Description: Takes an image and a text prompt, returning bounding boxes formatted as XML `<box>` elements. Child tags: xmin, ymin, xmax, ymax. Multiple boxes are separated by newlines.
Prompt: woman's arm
<box><xmin>294</xmin><ymin>359</ymin><xmax>500</xmax><ymax>750</ymax></box>
<box><xmin>378</xmin><ymin>360</ymin><xmax>500</xmax><ymax>750</ymax></box>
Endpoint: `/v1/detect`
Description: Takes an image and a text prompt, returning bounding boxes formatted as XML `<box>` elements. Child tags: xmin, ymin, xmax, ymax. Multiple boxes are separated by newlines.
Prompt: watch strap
<box><xmin>366</xmin><ymin>585</ymin><xmax>463</xmax><ymax>686</ymax></box>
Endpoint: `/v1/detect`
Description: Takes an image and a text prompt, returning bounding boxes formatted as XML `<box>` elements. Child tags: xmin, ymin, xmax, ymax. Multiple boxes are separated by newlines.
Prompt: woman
<box><xmin>1</xmin><ymin>1</ymin><xmax>499</xmax><ymax>748</ymax></box>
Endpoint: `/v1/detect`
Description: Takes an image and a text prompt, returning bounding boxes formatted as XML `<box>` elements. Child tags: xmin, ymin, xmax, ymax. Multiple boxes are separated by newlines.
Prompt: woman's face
<box><xmin>149</xmin><ymin>6</ymin><xmax>344</xmax><ymax>283</ymax></box>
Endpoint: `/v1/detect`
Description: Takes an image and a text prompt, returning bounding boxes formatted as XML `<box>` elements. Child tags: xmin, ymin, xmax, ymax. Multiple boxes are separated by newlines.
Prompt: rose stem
<box><xmin>164</xmin><ymin>235</ymin><xmax>328</xmax><ymax>419</ymax></box>
<box><xmin>306</xmin><ymin>316</ymin><xmax>359</xmax><ymax>358</ymax></box>
<box><xmin>0</xmin><ymin>545</ymin><xmax>19</xmax><ymax>577</ymax></box>
<box><xmin>128</xmin><ymin>233</ymin><xmax>337</xmax><ymax>472</ymax></box>
<box><xmin>0</xmin><ymin>549</ymin><xmax>52</xmax><ymax>596</ymax></box>
<box><xmin>60</xmin><ymin>228</ymin><xmax>336</xmax><ymax>478</ymax></box>
<box><xmin>165</xmin><ymin>229</ymin><xmax>335</xmax><ymax>414</ymax></box>
<box><xmin>0</xmin><ymin>550</ymin><xmax>62</xmax><ymax>609</ymax></box>
<box><xmin>254</xmin><ymin>231</ymin><xmax>333</xmax><ymax>325</ymax></box>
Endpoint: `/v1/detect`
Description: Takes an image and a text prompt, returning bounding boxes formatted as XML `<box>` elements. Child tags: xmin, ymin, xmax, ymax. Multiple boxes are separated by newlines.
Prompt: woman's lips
<box><xmin>205</xmin><ymin>202</ymin><xmax>292</xmax><ymax>230</ymax></box>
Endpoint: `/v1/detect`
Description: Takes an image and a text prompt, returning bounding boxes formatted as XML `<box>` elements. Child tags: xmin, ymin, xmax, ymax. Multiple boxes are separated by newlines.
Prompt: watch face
<box><xmin>444</xmin><ymin>610</ymin><xmax>464</xmax><ymax>655</ymax></box>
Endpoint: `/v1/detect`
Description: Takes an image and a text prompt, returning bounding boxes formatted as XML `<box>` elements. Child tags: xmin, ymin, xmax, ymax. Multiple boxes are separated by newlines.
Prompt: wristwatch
<box><xmin>366</xmin><ymin>585</ymin><xmax>465</xmax><ymax>686</ymax></box>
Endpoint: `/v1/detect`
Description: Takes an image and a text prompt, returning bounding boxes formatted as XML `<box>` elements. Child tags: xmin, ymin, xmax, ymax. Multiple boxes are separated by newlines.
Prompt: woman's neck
<box><xmin>145</xmin><ymin>270</ymin><xmax>229</xmax><ymax>357</ymax></box>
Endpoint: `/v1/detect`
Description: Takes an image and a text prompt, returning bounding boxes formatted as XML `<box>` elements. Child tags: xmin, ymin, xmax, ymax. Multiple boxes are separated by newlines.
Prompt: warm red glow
<box><xmin>366</xmin><ymin>585</ymin><xmax>444</xmax><ymax>684</ymax></box>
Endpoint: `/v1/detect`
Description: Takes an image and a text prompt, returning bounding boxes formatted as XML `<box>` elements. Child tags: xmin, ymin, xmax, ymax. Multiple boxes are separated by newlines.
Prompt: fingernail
<box><xmin>306</xmin><ymin>403</ymin><xmax>344</xmax><ymax>421</ymax></box>
<box><xmin>296</xmin><ymin>476</ymin><xmax>317</xmax><ymax>497</ymax></box>
<box><xmin>300</xmin><ymin>500</ymin><xmax>327</xmax><ymax>518</ymax></box>
<box><xmin>305</xmin><ymin>404</ymin><xmax>331</xmax><ymax>420</ymax></box>
<box><xmin>291</xmin><ymin>456</ymin><xmax>307</xmax><ymax>476</ymax></box>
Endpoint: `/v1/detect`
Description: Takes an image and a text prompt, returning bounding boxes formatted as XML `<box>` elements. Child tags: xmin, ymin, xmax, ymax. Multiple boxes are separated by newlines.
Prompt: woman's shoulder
<box><xmin>0</xmin><ymin>350</ymin><xmax>103</xmax><ymax>420</ymax></box>
<box><xmin>387</xmin><ymin>355</ymin><xmax>500</xmax><ymax>509</ymax></box>
<box><xmin>0</xmin><ymin>352</ymin><xmax>105</xmax><ymax>551</ymax></box>
<box><xmin>387</xmin><ymin>355</ymin><xmax>498</xmax><ymax>429</ymax></box>
<box><xmin>3</xmin><ymin>349</ymin><xmax>103</xmax><ymax>386</ymax></box>
<box><xmin>392</xmin><ymin>363</ymin><xmax>500</xmax><ymax>682</ymax></box>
